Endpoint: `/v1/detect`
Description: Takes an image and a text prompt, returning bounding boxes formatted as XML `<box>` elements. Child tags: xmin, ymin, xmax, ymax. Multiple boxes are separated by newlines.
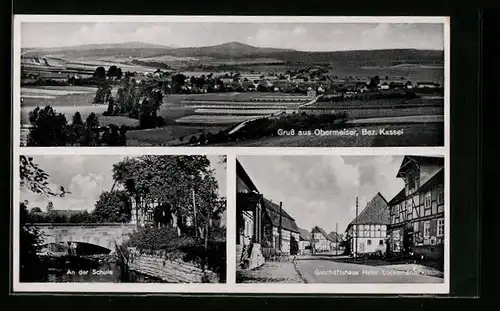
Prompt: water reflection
<box><xmin>42</xmin><ymin>255</ymin><xmax>166</xmax><ymax>283</ymax></box>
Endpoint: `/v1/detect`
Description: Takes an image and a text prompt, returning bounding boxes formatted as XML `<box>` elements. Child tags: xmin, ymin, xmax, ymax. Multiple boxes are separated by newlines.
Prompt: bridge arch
<box><xmin>30</xmin><ymin>223</ymin><xmax>137</xmax><ymax>254</ymax></box>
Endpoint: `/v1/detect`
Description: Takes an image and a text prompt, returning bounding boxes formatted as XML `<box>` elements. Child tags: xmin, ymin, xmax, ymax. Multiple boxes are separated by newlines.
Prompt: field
<box><xmin>126</xmin><ymin>125</ymin><xmax>228</xmax><ymax>146</ymax></box>
<box><xmin>20</xmin><ymin>86</ymin><xmax>105</xmax><ymax>126</ymax></box>
<box><xmin>211</xmin><ymin>123</ymin><xmax>444</xmax><ymax>147</ymax></box>
<box><xmin>20</xmin><ymin>86</ymin><xmax>445</xmax><ymax>147</ymax></box>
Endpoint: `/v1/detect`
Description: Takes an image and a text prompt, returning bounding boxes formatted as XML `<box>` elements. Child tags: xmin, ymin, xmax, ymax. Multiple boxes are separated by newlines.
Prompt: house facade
<box><xmin>130</xmin><ymin>197</ymin><xmax>185</xmax><ymax>235</ymax></box>
<box><xmin>387</xmin><ymin>156</ymin><xmax>445</xmax><ymax>260</ymax></box>
<box><xmin>345</xmin><ymin>193</ymin><xmax>390</xmax><ymax>256</ymax></box>
<box><xmin>311</xmin><ymin>226</ymin><xmax>333</xmax><ymax>252</ymax></box>
<box><xmin>260</xmin><ymin>198</ymin><xmax>300</xmax><ymax>256</ymax></box>
<box><xmin>236</xmin><ymin>160</ymin><xmax>265</xmax><ymax>270</ymax></box>
<box><xmin>297</xmin><ymin>228</ymin><xmax>311</xmax><ymax>255</ymax></box>
<box><xmin>328</xmin><ymin>231</ymin><xmax>342</xmax><ymax>252</ymax></box>
<box><xmin>236</xmin><ymin>160</ymin><xmax>301</xmax><ymax>268</ymax></box>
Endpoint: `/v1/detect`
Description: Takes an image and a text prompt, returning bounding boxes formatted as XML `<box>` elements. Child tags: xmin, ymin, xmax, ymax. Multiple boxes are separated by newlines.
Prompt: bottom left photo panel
<box><xmin>15</xmin><ymin>154</ymin><xmax>227</xmax><ymax>284</ymax></box>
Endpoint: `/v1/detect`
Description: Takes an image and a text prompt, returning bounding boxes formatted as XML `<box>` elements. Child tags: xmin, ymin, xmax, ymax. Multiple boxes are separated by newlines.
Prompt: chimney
<box><xmin>278</xmin><ymin>201</ymin><xmax>282</xmax><ymax>251</ymax></box>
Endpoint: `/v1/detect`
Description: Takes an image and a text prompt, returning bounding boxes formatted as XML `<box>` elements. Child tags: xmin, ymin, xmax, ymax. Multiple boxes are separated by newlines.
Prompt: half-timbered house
<box><xmin>387</xmin><ymin>156</ymin><xmax>445</xmax><ymax>260</ymax></box>
<box><xmin>345</xmin><ymin>193</ymin><xmax>390</xmax><ymax>256</ymax></box>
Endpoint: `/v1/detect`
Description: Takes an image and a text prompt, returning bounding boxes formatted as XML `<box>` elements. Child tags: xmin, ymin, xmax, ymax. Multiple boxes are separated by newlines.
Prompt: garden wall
<box><xmin>127</xmin><ymin>247</ymin><xmax>219</xmax><ymax>283</ymax></box>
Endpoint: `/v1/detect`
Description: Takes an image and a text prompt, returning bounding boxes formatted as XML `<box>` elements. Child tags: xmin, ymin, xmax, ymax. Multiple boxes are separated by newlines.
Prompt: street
<box><xmin>294</xmin><ymin>258</ymin><xmax>444</xmax><ymax>283</ymax></box>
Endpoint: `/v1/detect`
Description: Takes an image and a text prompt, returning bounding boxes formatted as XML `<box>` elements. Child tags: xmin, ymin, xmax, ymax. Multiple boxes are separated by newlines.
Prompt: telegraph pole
<box><xmin>355</xmin><ymin>197</ymin><xmax>359</xmax><ymax>258</ymax></box>
<box><xmin>336</xmin><ymin>222</ymin><xmax>338</xmax><ymax>256</ymax></box>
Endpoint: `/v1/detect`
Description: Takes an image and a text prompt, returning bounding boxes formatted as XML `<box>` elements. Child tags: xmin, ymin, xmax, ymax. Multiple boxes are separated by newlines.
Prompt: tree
<box><xmin>218</xmin><ymin>156</ymin><xmax>227</xmax><ymax>169</ymax></box>
<box><xmin>30</xmin><ymin>206</ymin><xmax>42</xmax><ymax>213</ymax></box>
<box><xmin>100</xmin><ymin>124</ymin><xmax>127</xmax><ymax>146</ymax></box>
<box><xmin>116</xmin><ymin>68</ymin><xmax>123</xmax><ymax>80</ymax></box>
<box><xmin>69</xmin><ymin>211</ymin><xmax>92</xmax><ymax>223</ymax></box>
<box><xmin>45</xmin><ymin>201</ymin><xmax>54</xmax><ymax>212</ymax></box>
<box><xmin>93</xmin><ymin>81</ymin><xmax>112</xmax><ymax>104</ymax></box>
<box><xmin>81</xmin><ymin>113</ymin><xmax>100</xmax><ymax>146</ymax></box>
<box><xmin>107</xmin><ymin>65</ymin><xmax>118</xmax><ymax>78</ymax></box>
<box><xmin>368</xmin><ymin>75</ymin><xmax>380</xmax><ymax>89</ymax></box>
<box><xmin>92</xmin><ymin>190</ymin><xmax>132</xmax><ymax>223</ymax></box>
<box><xmin>19</xmin><ymin>155</ymin><xmax>69</xmax><ymax>197</ymax></box>
<box><xmin>93</xmin><ymin>66</ymin><xmax>106</xmax><ymax>80</ymax></box>
<box><xmin>111</xmin><ymin>156</ymin><xmax>214</xmax><ymax>234</ymax></box>
<box><xmin>27</xmin><ymin>106</ymin><xmax>69</xmax><ymax>146</ymax></box>
<box><xmin>19</xmin><ymin>156</ymin><xmax>68</xmax><ymax>281</ymax></box>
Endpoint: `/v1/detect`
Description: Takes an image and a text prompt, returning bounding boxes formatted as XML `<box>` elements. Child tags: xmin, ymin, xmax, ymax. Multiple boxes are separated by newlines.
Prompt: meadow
<box><xmin>212</xmin><ymin>123</ymin><xmax>444</xmax><ymax>147</ymax></box>
<box><xmin>20</xmin><ymin>86</ymin><xmax>105</xmax><ymax>126</ymax></box>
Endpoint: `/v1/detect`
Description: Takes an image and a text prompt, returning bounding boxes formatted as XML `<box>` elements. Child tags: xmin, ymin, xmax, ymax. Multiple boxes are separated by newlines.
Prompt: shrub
<box><xmin>127</xmin><ymin>226</ymin><xmax>197</xmax><ymax>254</ymax></box>
<box><xmin>126</xmin><ymin>226</ymin><xmax>226</xmax><ymax>282</ymax></box>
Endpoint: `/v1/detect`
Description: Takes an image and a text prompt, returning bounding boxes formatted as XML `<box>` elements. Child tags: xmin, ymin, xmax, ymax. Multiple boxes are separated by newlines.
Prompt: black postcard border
<box><xmin>5</xmin><ymin>0</ymin><xmax>489</xmax><ymax>307</ymax></box>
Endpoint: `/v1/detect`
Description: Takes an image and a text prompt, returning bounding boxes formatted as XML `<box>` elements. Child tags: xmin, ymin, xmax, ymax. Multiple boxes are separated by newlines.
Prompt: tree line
<box><xmin>23</xmin><ymin>190</ymin><xmax>132</xmax><ymax>224</ymax></box>
<box><xmin>27</xmin><ymin>106</ymin><xmax>127</xmax><ymax>146</ymax></box>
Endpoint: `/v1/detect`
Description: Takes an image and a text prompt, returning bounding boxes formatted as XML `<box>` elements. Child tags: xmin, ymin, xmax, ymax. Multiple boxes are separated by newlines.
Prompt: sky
<box><xmin>237</xmin><ymin>155</ymin><xmax>406</xmax><ymax>234</ymax></box>
<box><xmin>21</xmin><ymin>22</ymin><xmax>444</xmax><ymax>51</ymax></box>
<box><xmin>20</xmin><ymin>155</ymin><xmax>227</xmax><ymax>212</ymax></box>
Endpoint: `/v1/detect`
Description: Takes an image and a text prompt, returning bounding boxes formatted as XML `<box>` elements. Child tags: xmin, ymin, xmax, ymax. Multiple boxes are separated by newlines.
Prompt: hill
<box><xmin>21</xmin><ymin>41</ymin><xmax>444</xmax><ymax>67</ymax></box>
<box><xmin>166</xmin><ymin>42</ymin><xmax>443</xmax><ymax>67</ymax></box>
<box><xmin>168</xmin><ymin>41</ymin><xmax>295</xmax><ymax>57</ymax></box>
<box><xmin>22</xmin><ymin>42</ymin><xmax>174</xmax><ymax>59</ymax></box>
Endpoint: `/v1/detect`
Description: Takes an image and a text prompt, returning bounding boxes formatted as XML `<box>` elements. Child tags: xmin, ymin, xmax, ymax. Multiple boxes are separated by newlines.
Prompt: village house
<box><xmin>130</xmin><ymin>198</ymin><xmax>186</xmax><ymax>234</ymax></box>
<box><xmin>345</xmin><ymin>193</ymin><xmax>390</xmax><ymax>257</ymax></box>
<box><xmin>311</xmin><ymin>226</ymin><xmax>333</xmax><ymax>253</ymax></box>
<box><xmin>416</xmin><ymin>81</ymin><xmax>441</xmax><ymax>88</ymax></box>
<box><xmin>236</xmin><ymin>159</ymin><xmax>264</xmax><ymax>269</ymax></box>
<box><xmin>241</xmin><ymin>73</ymin><xmax>263</xmax><ymax>82</ymax></box>
<box><xmin>328</xmin><ymin>231</ymin><xmax>342</xmax><ymax>252</ymax></box>
<box><xmin>387</xmin><ymin>156</ymin><xmax>445</xmax><ymax>261</ymax></box>
<box><xmin>379</xmin><ymin>82</ymin><xmax>390</xmax><ymax>90</ymax></box>
<box><xmin>260</xmin><ymin>198</ymin><xmax>300</xmax><ymax>256</ymax></box>
<box><xmin>236</xmin><ymin>160</ymin><xmax>301</xmax><ymax>268</ymax></box>
<box><xmin>297</xmin><ymin>228</ymin><xmax>311</xmax><ymax>255</ymax></box>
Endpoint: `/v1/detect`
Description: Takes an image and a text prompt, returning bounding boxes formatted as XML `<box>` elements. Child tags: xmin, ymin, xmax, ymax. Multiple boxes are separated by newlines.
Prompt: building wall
<box><xmin>347</xmin><ymin>224</ymin><xmax>388</xmax><ymax>255</ymax></box>
<box><xmin>350</xmin><ymin>237</ymin><xmax>387</xmax><ymax>255</ymax></box>
<box><xmin>389</xmin><ymin>185</ymin><xmax>444</xmax><ymax>254</ymax></box>
<box><xmin>266</xmin><ymin>227</ymin><xmax>298</xmax><ymax>255</ymax></box>
<box><xmin>312</xmin><ymin>232</ymin><xmax>330</xmax><ymax>252</ymax></box>
<box><xmin>299</xmin><ymin>240</ymin><xmax>310</xmax><ymax>254</ymax></box>
<box><xmin>388</xmin><ymin>160</ymin><xmax>444</xmax><ymax>259</ymax></box>
<box><xmin>241</xmin><ymin>211</ymin><xmax>254</xmax><ymax>246</ymax></box>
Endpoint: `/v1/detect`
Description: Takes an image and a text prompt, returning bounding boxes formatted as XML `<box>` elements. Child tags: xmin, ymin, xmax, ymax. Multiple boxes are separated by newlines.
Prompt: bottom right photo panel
<box><xmin>236</xmin><ymin>154</ymin><xmax>446</xmax><ymax>284</ymax></box>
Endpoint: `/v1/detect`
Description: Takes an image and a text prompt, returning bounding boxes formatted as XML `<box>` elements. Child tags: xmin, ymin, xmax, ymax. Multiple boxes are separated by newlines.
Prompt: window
<box><xmin>425</xmin><ymin>191</ymin><xmax>432</xmax><ymax>209</ymax></box>
<box><xmin>438</xmin><ymin>186</ymin><xmax>444</xmax><ymax>204</ymax></box>
<box><xmin>367</xmin><ymin>240</ymin><xmax>372</xmax><ymax>245</ymax></box>
<box><xmin>437</xmin><ymin>218</ymin><xmax>445</xmax><ymax>236</ymax></box>
<box><xmin>424</xmin><ymin>221</ymin><xmax>431</xmax><ymax>239</ymax></box>
<box><xmin>379</xmin><ymin>240</ymin><xmax>384</xmax><ymax>245</ymax></box>
<box><xmin>413</xmin><ymin>222</ymin><xmax>419</xmax><ymax>233</ymax></box>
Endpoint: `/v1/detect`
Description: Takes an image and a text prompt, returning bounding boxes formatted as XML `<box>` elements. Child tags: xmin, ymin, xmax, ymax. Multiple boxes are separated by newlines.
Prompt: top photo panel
<box><xmin>15</xmin><ymin>16</ymin><xmax>448</xmax><ymax>148</ymax></box>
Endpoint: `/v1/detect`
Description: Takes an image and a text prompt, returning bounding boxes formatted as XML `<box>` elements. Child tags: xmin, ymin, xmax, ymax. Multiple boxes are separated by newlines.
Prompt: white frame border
<box><xmin>12</xmin><ymin>15</ymin><xmax>450</xmax><ymax>295</ymax></box>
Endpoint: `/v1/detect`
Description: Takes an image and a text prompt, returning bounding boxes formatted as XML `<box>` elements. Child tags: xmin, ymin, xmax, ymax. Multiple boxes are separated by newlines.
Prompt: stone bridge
<box><xmin>30</xmin><ymin>223</ymin><xmax>137</xmax><ymax>252</ymax></box>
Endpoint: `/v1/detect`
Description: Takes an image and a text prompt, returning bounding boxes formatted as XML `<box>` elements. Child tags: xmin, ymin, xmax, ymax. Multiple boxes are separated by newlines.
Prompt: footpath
<box><xmin>236</xmin><ymin>261</ymin><xmax>305</xmax><ymax>283</ymax></box>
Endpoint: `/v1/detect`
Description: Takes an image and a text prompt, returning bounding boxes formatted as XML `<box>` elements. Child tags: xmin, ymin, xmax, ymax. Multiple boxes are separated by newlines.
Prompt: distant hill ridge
<box><xmin>22</xmin><ymin>41</ymin><xmax>444</xmax><ymax>66</ymax></box>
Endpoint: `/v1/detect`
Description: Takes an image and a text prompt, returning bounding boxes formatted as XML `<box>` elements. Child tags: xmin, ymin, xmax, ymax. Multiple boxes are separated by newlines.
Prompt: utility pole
<box><xmin>336</xmin><ymin>222</ymin><xmax>339</xmax><ymax>256</ymax></box>
<box><xmin>355</xmin><ymin>197</ymin><xmax>359</xmax><ymax>258</ymax></box>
